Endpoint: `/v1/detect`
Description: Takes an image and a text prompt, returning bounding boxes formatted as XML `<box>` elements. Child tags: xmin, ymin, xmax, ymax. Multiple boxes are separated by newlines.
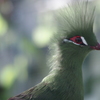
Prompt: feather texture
<box><xmin>52</xmin><ymin>0</ymin><xmax>97</xmax><ymax>46</ymax></box>
<box><xmin>8</xmin><ymin>1</ymin><xmax>98</xmax><ymax>100</ymax></box>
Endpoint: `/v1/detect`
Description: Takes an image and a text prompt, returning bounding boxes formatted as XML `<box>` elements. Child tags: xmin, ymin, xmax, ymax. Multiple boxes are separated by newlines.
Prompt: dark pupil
<box><xmin>75</xmin><ymin>38</ymin><xmax>82</xmax><ymax>43</ymax></box>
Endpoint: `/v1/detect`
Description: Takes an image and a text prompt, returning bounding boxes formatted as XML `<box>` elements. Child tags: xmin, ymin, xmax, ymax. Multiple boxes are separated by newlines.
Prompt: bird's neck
<box><xmin>43</xmin><ymin>43</ymin><xmax>90</xmax><ymax>100</ymax></box>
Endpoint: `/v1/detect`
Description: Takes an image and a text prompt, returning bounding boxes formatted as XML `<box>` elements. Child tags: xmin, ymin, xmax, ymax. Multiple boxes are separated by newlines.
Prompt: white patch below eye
<box><xmin>81</xmin><ymin>36</ymin><xmax>88</xmax><ymax>45</ymax></box>
<box><xmin>63</xmin><ymin>39</ymin><xmax>68</xmax><ymax>42</ymax></box>
<box><xmin>72</xmin><ymin>42</ymin><xmax>80</xmax><ymax>45</ymax></box>
<box><xmin>63</xmin><ymin>39</ymin><xmax>80</xmax><ymax>45</ymax></box>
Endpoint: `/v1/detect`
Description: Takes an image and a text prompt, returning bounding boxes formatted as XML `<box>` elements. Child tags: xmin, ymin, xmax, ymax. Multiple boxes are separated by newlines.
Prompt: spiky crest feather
<box><xmin>57</xmin><ymin>1</ymin><xmax>95</xmax><ymax>36</ymax></box>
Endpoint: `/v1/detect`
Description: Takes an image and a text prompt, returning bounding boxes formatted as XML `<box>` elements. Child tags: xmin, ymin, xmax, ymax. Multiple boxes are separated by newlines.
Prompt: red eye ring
<box><xmin>69</xmin><ymin>36</ymin><xmax>83</xmax><ymax>44</ymax></box>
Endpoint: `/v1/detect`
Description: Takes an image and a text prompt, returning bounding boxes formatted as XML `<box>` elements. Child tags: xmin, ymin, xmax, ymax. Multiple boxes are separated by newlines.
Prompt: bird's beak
<box><xmin>90</xmin><ymin>43</ymin><xmax>100</xmax><ymax>50</ymax></box>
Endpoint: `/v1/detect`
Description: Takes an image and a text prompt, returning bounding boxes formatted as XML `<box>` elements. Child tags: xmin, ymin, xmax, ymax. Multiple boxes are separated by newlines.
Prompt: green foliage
<box><xmin>0</xmin><ymin>14</ymin><xmax>8</xmax><ymax>36</ymax></box>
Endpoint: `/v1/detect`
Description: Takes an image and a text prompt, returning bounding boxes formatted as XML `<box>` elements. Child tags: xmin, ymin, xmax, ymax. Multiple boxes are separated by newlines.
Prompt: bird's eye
<box><xmin>69</xmin><ymin>36</ymin><xmax>88</xmax><ymax>45</ymax></box>
<box><xmin>75</xmin><ymin>37</ymin><xmax>82</xmax><ymax>43</ymax></box>
<box><xmin>63</xmin><ymin>36</ymin><xmax>88</xmax><ymax>46</ymax></box>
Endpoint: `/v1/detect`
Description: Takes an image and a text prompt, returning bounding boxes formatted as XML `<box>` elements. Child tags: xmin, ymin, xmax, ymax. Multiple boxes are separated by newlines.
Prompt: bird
<box><xmin>8</xmin><ymin>1</ymin><xmax>100</xmax><ymax>100</ymax></box>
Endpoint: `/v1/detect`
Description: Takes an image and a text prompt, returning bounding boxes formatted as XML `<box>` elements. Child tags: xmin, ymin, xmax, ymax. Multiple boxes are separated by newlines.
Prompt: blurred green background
<box><xmin>0</xmin><ymin>0</ymin><xmax>100</xmax><ymax>100</ymax></box>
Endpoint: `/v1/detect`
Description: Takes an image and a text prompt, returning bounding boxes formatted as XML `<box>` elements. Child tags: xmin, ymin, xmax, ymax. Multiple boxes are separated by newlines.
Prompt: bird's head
<box><xmin>53</xmin><ymin>1</ymin><xmax>100</xmax><ymax>54</ymax></box>
<box><xmin>62</xmin><ymin>32</ymin><xmax>100</xmax><ymax>51</ymax></box>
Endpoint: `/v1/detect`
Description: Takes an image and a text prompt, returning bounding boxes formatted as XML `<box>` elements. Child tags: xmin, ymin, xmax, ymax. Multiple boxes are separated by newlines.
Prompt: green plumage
<box><xmin>53</xmin><ymin>1</ymin><xmax>97</xmax><ymax>46</ymax></box>
<box><xmin>8</xmin><ymin>1</ymin><xmax>99</xmax><ymax>100</ymax></box>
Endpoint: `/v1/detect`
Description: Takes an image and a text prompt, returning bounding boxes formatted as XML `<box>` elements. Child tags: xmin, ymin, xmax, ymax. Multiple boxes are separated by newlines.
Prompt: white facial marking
<box><xmin>73</xmin><ymin>42</ymin><xmax>80</xmax><ymax>45</ymax></box>
<box><xmin>81</xmin><ymin>36</ymin><xmax>88</xmax><ymax>45</ymax></box>
<box><xmin>63</xmin><ymin>39</ymin><xmax>68</xmax><ymax>42</ymax></box>
<box><xmin>63</xmin><ymin>39</ymin><xmax>80</xmax><ymax>45</ymax></box>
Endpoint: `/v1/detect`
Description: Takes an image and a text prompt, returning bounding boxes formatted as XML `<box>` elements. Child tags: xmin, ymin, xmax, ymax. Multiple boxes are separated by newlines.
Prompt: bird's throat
<box><xmin>43</xmin><ymin>43</ymin><xmax>90</xmax><ymax>100</ymax></box>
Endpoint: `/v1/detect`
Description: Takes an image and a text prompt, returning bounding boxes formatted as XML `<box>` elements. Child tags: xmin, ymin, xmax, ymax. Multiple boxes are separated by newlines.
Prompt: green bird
<box><xmin>8</xmin><ymin>1</ymin><xmax>100</xmax><ymax>100</ymax></box>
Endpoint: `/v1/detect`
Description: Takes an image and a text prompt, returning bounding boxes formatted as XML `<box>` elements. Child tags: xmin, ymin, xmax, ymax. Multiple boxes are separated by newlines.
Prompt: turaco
<box><xmin>8</xmin><ymin>1</ymin><xmax>100</xmax><ymax>100</ymax></box>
